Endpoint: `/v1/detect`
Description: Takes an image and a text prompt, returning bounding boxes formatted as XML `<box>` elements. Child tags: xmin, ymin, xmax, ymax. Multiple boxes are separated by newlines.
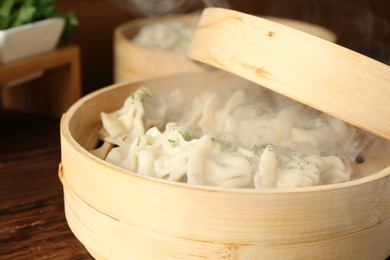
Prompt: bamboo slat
<box><xmin>187</xmin><ymin>8</ymin><xmax>390</xmax><ymax>140</ymax></box>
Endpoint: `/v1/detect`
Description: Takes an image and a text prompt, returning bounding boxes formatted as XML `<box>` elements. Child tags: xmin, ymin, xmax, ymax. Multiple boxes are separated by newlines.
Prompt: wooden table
<box><xmin>0</xmin><ymin>111</ymin><xmax>92</xmax><ymax>259</ymax></box>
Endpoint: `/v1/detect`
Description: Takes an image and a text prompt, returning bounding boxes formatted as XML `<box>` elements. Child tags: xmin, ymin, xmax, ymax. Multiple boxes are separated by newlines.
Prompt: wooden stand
<box><xmin>0</xmin><ymin>45</ymin><xmax>82</xmax><ymax>117</ymax></box>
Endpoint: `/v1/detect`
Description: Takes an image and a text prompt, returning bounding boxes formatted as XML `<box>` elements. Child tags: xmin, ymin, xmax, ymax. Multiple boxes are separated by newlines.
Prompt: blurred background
<box><xmin>55</xmin><ymin>0</ymin><xmax>390</xmax><ymax>95</ymax></box>
<box><xmin>1</xmin><ymin>1</ymin><xmax>389</xmax><ymax>258</ymax></box>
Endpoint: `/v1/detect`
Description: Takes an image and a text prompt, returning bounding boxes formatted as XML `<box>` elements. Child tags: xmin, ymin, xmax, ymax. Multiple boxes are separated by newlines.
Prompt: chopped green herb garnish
<box><xmin>130</xmin><ymin>88</ymin><xmax>151</xmax><ymax>102</ymax></box>
<box><xmin>251</xmin><ymin>144</ymin><xmax>261</xmax><ymax>156</ymax></box>
<box><xmin>179</xmin><ymin>130</ymin><xmax>192</xmax><ymax>141</ymax></box>
<box><xmin>297</xmin><ymin>160</ymin><xmax>310</xmax><ymax>170</ymax></box>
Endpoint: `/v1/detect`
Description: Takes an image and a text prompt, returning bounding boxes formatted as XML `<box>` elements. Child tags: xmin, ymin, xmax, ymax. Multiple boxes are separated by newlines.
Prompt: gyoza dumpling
<box><xmin>101</xmin><ymin>87</ymin><xmax>184</xmax><ymax>146</ymax></box>
<box><xmin>187</xmin><ymin>134</ymin><xmax>254</xmax><ymax>188</ymax></box>
<box><xmin>253</xmin><ymin>143</ymin><xmax>350</xmax><ymax>188</ymax></box>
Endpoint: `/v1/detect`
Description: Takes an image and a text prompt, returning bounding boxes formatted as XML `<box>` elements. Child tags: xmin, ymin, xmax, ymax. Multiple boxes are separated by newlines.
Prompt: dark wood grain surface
<box><xmin>0</xmin><ymin>110</ymin><xmax>92</xmax><ymax>259</ymax></box>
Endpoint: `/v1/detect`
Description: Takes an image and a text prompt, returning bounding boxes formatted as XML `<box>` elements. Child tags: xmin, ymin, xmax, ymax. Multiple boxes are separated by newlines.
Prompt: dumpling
<box><xmin>187</xmin><ymin>135</ymin><xmax>254</xmax><ymax>188</ymax></box>
<box><xmin>253</xmin><ymin>143</ymin><xmax>350</xmax><ymax>188</ymax></box>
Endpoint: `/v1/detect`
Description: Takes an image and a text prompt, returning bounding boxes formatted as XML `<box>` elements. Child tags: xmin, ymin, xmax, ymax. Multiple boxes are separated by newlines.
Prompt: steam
<box><xmin>200</xmin><ymin>0</ymin><xmax>230</xmax><ymax>8</ymax></box>
<box><xmin>110</xmin><ymin>0</ymin><xmax>230</xmax><ymax>17</ymax></box>
<box><xmin>125</xmin><ymin>0</ymin><xmax>195</xmax><ymax>16</ymax></box>
<box><xmin>264</xmin><ymin>0</ymin><xmax>389</xmax><ymax>63</ymax></box>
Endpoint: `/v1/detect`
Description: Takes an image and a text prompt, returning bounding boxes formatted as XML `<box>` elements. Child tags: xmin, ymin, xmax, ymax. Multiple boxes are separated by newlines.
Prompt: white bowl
<box><xmin>0</xmin><ymin>17</ymin><xmax>64</xmax><ymax>64</ymax></box>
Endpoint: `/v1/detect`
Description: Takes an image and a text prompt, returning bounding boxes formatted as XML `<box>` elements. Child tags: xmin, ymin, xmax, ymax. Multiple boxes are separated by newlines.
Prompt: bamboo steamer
<box><xmin>114</xmin><ymin>13</ymin><xmax>204</xmax><ymax>83</ymax></box>
<box><xmin>113</xmin><ymin>13</ymin><xmax>336</xmax><ymax>84</ymax></box>
<box><xmin>60</xmin><ymin>69</ymin><xmax>390</xmax><ymax>259</ymax></box>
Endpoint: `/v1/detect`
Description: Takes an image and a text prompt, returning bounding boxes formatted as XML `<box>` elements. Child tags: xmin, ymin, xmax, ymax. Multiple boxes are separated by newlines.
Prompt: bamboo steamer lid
<box><xmin>187</xmin><ymin>8</ymin><xmax>390</xmax><ymax>141</ymax></box>
<box><xmin>60</xmin><ymin>70</ymin><xmax>390</xmax><ymax>259</ymax></box>
<box><xmin>262</xmin><ymin>16</ymin><xmax>337</xmax><ymax>43</ymax></box>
